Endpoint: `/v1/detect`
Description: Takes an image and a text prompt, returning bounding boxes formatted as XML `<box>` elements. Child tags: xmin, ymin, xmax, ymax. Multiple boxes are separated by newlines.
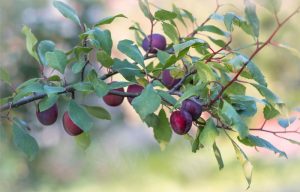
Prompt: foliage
<box><xmin>0</xmin><ymin>0</ymin><xmax>300</xmax><ymax>188</ymax></box>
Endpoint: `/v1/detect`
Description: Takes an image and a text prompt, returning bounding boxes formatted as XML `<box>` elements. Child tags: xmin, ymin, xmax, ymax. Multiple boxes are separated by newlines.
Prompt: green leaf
<box><xmin>195</xmin><ymin>61</ymin><xmax>216</xmax><ymax>82</ymax></box>
<box><xmin>48</xmin><ymin>75</ymin><xmax>61</xmax><ymax>82</ymax></box>
<box><xmin>197</xmin><ymin>25</ymin><xmax>230</xmax><ymax>37</ymax></box>
<box><xmin>192</xmin><ymin>127</ymin><xmax>203</xmax><ymax>152</ymax></box>
<box><xmin>22</xmin><ymin>25</ymin><xmax>39</xmax><ymax>61</ymax></box>
<box><xmin>238</xmin><ymin>54</ymin><xmax>267</xmax><ymax>87</ymax></box>
<box><xmin>231</xmin><ymin>140</ymin><xmax>253</xmax><ymax>189</ymax></box>
<box><xmin>53</xmin><ymin>0</ymin><xmax>81</xmax><ymax>26</ymax></box>
<box><xmin>199</xmin><ymin>118</ymin><xmax>219</xmax><ymax>147</ymax></box>
<box><xmin>173</xmin><ymin>39</ymin><xmax>206</xmax><ymax>57</ymax></box>
<box><xmin>87</xmin><ymin>70</ymin><xmax>109</xmax><ymax>98</ymax></box>
<box><xmin>112</xmin><ymin>59</ymin><xmax>143</xmax><ymax>81</ymax></box>
<box><xmin>263</xmin><ymin>102</ymin><xmax>280</xmax><ymax>120</ymax></box>
<box><xmin>93</xmin><ymin>28</ymin><xmax>113</xmax><ymax>55</ymax></box>
<box><xmin>144</xmin><ymin>113</ymin><xmax>159</xmax><ymax>128</ymax></box>
<box><xmin>278</xmin><ymin>117</ymin><xmax>296</xmax><ymax>128</ymax></box>
<box><xmin>162</xmin><ymin>22</ymin><xmax>179</xmax><ymax>43</ymax></box>
<box><xmin>14</xmin><ymin>82</ymin><xmax>45</xmax><ymax>102</ymax></box>
<box><xmin>83</xmin><ymin>105</ymin><xmax>111</xmax><ymax>120</ymax></box>
<box><xmin>255</xmin><ymin>0</ymin><xmax>281</xmax><ymax>13</ymax></box>
<box><xmin>38</xmin><ymin>95</ymin><xmax>59</xmax><ymax>112</ymax></box>
<box><xmin>157</xmin><ymin>90</ymin><xmax>177</xmax><ymax>106</ymax></box>
<box><xmin>97</xmin><ymin>50</ymin><xmax>114</xmax><ymax>68</ymax></box>
<box><xmin>155</xmin><ymin>9</ymin><xmax>177</xmax><ymax>21</ymax></box>
<box><xmin>213</xmin><ymin>142</ymin><xmax>224</xmax><ymax>170</ymax></box>
<box><xmin>153</xmin><ymin>109</ymin><xmax>172</xmax><ymax>150</ymax></box>
<box><xmin>117</xmin><ymin>39</ymin><xmax>145</xmax><ymax>67</ymax></box>
<box><xmin>37</xmin><ymin>40</ymin><xmax>56</xmax><ymax>65</ymax></box>
<box><xmin>73</xmin><ymin>82</ymin><xmax>94</xmax><ymax>93</ymax></box>
<box><xmin>12</xmin><ymin>120</ymin><xmax>39</xmax><ymax>161</ymax></box>
<box><xmin>0</xmin><ymin>67</ymin><xmax>11</xmax><ymax>84</ymax></box>
<box><xmin>220</xmin><ymin>100</ymin><xmax>249</xmax><ymax>139</ymax></box>
<box><xmin>223</xmin><ymin>12</ymin><xmax>253</xmax><ymax>36</ymax></box>
<box><xmin>43</xmin><ymin>85</ymin><xmax>65</xmax><ymax>94</ymax></box>
<box><xmin>73</xmin><ymin>46</ymin><xmax>93</xmax><ymax>58</ymax></box>
<box><xmin>275</xmin><ymin>43</ymin><xmax>300</xmax><ymax>59</ymax></box>
<box><xmin>239</xmin><ymin>134</ymin><xmax>287</xmax><ymax>158</ymax></box>
<box><xmin>172</xmin><ymin>4</ymin><xmax>186</xmax><ymax>27</ymax></box>
<box><xmin>251</xmin><ymin>84</ymin><xmax>282</xmax><ymax>104</ymax></box>
<box><xmin>182</xmin><ymin>9</ymin><xmax>195</xmax><ymax>23</ymax></box>
<box><xmin>132</xmin><ymin>84</ymin><xmax>161</xmax><ymax>120</ymax></box>
<box><xmin>244</xmin><ymin>0</ymin><xmax>260</xmax><ymax>38</ymax></box>
<box><xmin>229</xmin><ymin>95</ymin><xmax>257</xmax><ymax>117</ymax></box>
<box><xmin>71</xmin><ymin>59</ymin><xmax>85</xmax><ymax>74</ymax></box>
<box><xmin>68</xmin><ymin>100</ymin><xmax>93</xmax><ymax>132</ymax></box>
<box><xmin>138</xmin><ymin>0</ymin><xmax>154</xmax><ymax>20</ymax></box>
<box><xmin>95</xmin><ymin>14</ymin><xmax>127</xmax><ymax>26</ymax></box>
<box><xmin>156</xmin><ymin>50</ymin><xmax>177</xmax><ymax>68</ymax></box>
<box><xmin>75</xmin><ymin>132</ymin><xmax>91</xmax><ymax>150</ymax></box>
<box><xmin>45</xmin><ymin>50</ymin><xmax>68</xmax><ymax>73</ymax></box>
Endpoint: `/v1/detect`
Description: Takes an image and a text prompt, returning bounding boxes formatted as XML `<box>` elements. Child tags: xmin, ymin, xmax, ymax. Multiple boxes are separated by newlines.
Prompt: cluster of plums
<box><xmin>170</xmin><ymin>99</ymin><xmax>203</xmax><ymax>135</ymax></box>
<box><xmin>36</xmin><ymin>34</ymin><xmax>199</xmax><ymax>136</ymax></box>
<box><xmin>36</xmin><ymin>103</ymin><xmax>84</xmax><ymax>136</ymax></box>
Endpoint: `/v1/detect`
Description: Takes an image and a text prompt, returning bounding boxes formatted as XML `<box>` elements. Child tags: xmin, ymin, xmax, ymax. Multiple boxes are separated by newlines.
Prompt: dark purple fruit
<box><xmin>127</xmin><ymin>84</ymin><xmax>144</xmax><ymax>104</ymax></box>
<box><xmin>162</xmin><ymin>69</ymin><xmax>181</xmax><ymax>89</ymax></box>
<box><xmin>103</xmin><ymin>87</ymin><xmax>125</xmax><ymax>107</ymax></box>
<box><xmin>170</xmin><ymin>110</ymin><xmax>192</xmax><ymax>135</ymax></box>
<box><xmin>142</xmin><ymin>34</ymin><xmax>167</xmax><ymax>53</ymax></box>
<box><xmin>36</xmin><ymin>103</ymin><xmax>58</xmax><ymax>125</ymax></box>
<box><xmin>181</xmin><ymin>99</ymin><xmax>202</xmax><ymax>121</ymax></box>
<box><xmin>62</xmin><ymin>112</ymin><xmax>83</xmax><ymax>136</ymax></box>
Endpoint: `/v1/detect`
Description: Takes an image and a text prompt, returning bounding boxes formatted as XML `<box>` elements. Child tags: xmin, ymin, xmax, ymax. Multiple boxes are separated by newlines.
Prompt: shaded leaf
<box><xmin>75</xmin><ymin>132</ymin><xmax>91</xmax><ymax>150</ymax></box>
<box><xmin>239</xmin><ymin>134</ymin><xmax>287</xmax><ymax>158</ymax></box>
<box><xmin>220</xmin><ymin>100</ymin><xmax>249</xmax><ymax>139</ymax></box>
<box><xmin>83</xmin><ymin>105</ymin><xmax>111</xmax><ymax>120</ymax></box>
<box><xmin>155</xmin><ymin>9</ymin><xmax>177</xmax><ymax>21</ymax></box>
<box><xmin>231</xmin><ymin>140</ymin><xmax>253</xmax><ymax>189</ymax></box>
<box><xmin>162</xmin><ymin>22</ymin><xmax>179</xmax><ymax>43</ymax></box>
<box><xmin>38</xmin><ymin>95</ymin><xmax>59</xmax><ymax>112</ymax></box>
<box><xmin>22</xmin><ymin>25</ymin><xmax>39</xmax><ymax>61</ymax></box>
<box><xmin>112</xmin><ymin>59</ymin><xmax>143</xmax><ymax>81</ymax></box>
<box><xmin>37</xmin><ymin>40</ymin><xmax>56</xmax><ymax>65</ymax></box>
<box><xmin>199</xmin><ymin>118</ymin><xmax>219</xmax><ymax>147</ymax></box>
<box><xmin>244</xmin><ymin>0</ymin><xmax>260</xmax><ymax>37</ymax></box>
<box><xmin>213</xmin><ymin>142</ymin><xmax>224</xmax><ymax>170</ymax></box>
<box><xmin>153</xmin><ymin>109</ymin><xmax>172</xmax><ymax>150</ymax></box>
<box><xmin>197</xmin><ymin>25</ymin><xmax>230</xmax><ymax>37</ymax></box>
<box><xmin>46</xmin><ymin>50</ymin><xmax>68</xmax><ymax>73</ymax></box>
<box><xmin>68</xmin><ymin>100</ymin><xmax>93</xmax><ymax>132</ymax></box>
<box><xmin>278</xmin><ymin>117</ymin><xmax>297</xmax><ymax>128</ymax></box>
<box><xmin>95</xmin><ymin>14</ymin><xmax>127</xmax><ymax>26</ymax></box>
<box><xmin>93</xmin><ymin>28</ymin><xmax>113</xmax><ymax>55</ymax></box>
<box><xmin>132</xmin><ymin>84</ymin><xmax>161</xmax><ymax>120</ymax></box>
<box><xmin>97</xmin><ymin>50</ymin><xmax>114</xmax><ymax>68</ymax></box>
<box><xmin>117</xmin><ymin>39</ymin><xmax>145</xmax><ymax>67</ymax></box>
<box><xmin>53</xmin><ymin>0</ymin><xmax>81</xmax><ymax>26</ymax></box>
<box><xmin>12</xmin><ymin>120</ymin><xmax>39</xmax><ymax>161</ymax></box>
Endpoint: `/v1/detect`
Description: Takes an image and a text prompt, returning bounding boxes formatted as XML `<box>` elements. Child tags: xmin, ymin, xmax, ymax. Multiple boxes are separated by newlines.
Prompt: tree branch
<box><xmin>206</xmin><ymin>7</ymin><xmax>299</xmax><ymax>107</ymax></box>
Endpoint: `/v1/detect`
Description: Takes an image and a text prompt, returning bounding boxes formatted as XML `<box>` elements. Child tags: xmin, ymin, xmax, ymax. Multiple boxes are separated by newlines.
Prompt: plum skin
<box><xmin>127</xmin><ymin>84</ymin><xmax>144</xmax><ymax>104</ymax></box>
<box><xmin>162</xmin><ymin>69</ymin><xmax>181</xmax><ymax>89</ymax></box>
<box><xmin>142</xmin><ymin>34</ymin><xmax>167</xmax><ymax>53</ymax></box>
<box><xmin>103</xmin><ymin>87</ymin><xmax>125</xmax><ymax>107</ymax></box>
<box><xmin>62</xmin><ymin>112</ymin><xmax>83</xmax><ymax>136</ymax></box>
<box><xmin>181</xmin><ymin>99</ymin><xmax>203</xmax><ymax>121</ymax></box>
<box><xmin>170</xmin><ymin>110</ymin><xmax>192</xmax><ymax>135</ymax></box>
<box><xmin>36</xmin><ymin>103</ymin><xmax>58</xmax><ymax>125</ymax></box>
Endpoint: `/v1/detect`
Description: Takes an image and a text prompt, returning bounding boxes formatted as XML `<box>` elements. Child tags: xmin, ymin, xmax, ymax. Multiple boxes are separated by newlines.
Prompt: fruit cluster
<box><xmin>35</xmin><ymin>34</ymin><xmax>202</xmax><ymax>136</ymax></box>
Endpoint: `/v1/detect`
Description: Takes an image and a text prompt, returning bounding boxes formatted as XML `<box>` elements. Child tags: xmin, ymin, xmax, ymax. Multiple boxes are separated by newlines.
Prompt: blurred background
<box><xmin>0</xmin><ymin>0</ymin><xmax>300</xmax><ymax>191</ymax></box>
